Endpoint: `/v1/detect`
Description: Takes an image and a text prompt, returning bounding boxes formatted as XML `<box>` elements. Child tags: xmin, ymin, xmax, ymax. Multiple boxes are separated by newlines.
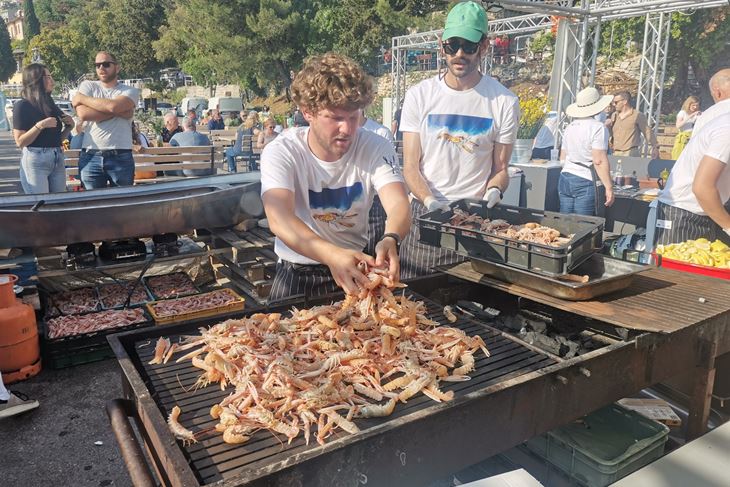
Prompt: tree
<box><xmin>0</xmin><ymin>20</ymin><xmax>15</xmax><ymax>82</ymax></box>
<box><xmin>154</xmin><ymin>0</ymin><xmax>256</xmax><ymax>92</ymax></box>
<box><xmin>23</xmin><ymin>0</ymin><xmax>42</xmax><ymax>41</ymax></box>
<box><xmin>34</xmin><ymin>0</ymin><xmax>82</xmax><ymax>26</ymax></box>
<box><xmin>25</xmin><ymin>22</ymin><xmax>94</xmax><ymax>82</ymax></box>
<box><xmin>667</xmin><ymin>7</ymin><xmax>730</xmax><ymax>104</ymax></box>
<box><xmin>85</xmin><ymin>0</ymin><xmax>166</xmax><ymax>78</ymax></box>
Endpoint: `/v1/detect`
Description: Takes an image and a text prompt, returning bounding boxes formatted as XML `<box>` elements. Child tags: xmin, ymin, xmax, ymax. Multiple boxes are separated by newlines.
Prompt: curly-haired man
<box><xmin>260</xmin><ymin>52</ymin><xmax>411</xmax><ymax>301</ymax></box>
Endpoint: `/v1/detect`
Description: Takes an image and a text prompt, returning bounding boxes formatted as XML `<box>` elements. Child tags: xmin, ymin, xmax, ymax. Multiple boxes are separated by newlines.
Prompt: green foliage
<box><xmin>23</xmin><ymin>0</ymin><xmax>42</xmax><ymax>41</ymax></box>
<box><xmin>529</xmin><ymin>31</ymin><xmax>554</xmax><ymax>56</ymax></box>
<box><xmin>25</xmin><ymin>22</ymin><xmax>93</xmax><ymax>82</ymax></box>
<box><xmin>35</xmin><ymin>0</ymin><xmax>81</xmax><ymax>25</ymax></box>
<box><xmin>0</xmin><ymin>20</ymin><xmax>15</xmax><ymax>82</ymax></box>
<box><xmin>668</xmin><ymin>8</ymin><xmax>730</xmax><ymax>72</ymax></box>
<box><xmin>598</xmin><ymin>18</ymin><xmax>644</xmax><ymax>59</ymax></box>
<box><xmin>85</xmin><ymin>0</ymin><xmax>166</xmax><ymax>78</ymax></box>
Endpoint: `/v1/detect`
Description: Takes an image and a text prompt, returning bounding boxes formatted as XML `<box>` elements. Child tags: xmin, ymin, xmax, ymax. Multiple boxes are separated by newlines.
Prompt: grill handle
<box><xmin>106</xmin><ymin>399</ymin><xmax>157</xmax><ymax>487</ymax></box>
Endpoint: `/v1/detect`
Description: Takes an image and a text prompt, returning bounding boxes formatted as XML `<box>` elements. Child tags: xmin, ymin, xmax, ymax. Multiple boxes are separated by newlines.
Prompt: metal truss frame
<box><xmin>636</xmin><ymin>12</ymin><xmax>672</xmax><ymax>156</ymax></box>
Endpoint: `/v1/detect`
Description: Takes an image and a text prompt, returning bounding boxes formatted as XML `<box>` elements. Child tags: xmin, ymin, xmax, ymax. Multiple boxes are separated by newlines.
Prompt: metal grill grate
<box><xmin>130</xmin><ymin>292</ymin><xmax>557</xmax><ymax>484</ymax></box>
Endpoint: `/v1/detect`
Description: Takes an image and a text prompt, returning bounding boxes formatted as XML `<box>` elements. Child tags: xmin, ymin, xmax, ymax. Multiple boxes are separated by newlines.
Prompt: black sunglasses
<box><xmin>443</xmin><ymin>39</ymin><xmax>480</xmax><ymax>55</ymax></box>
<box><xmin>94</xmin><ymin>61</ymin><xmax>117</xmax><ymax>69</ymax></box>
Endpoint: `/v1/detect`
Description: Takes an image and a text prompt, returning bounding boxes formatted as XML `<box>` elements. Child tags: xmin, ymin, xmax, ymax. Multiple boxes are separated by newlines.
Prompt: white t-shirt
<box><xmin>534</xmin><ymin>116</ymin><xmax>557</xmax><ymax>149</ymax></box>
<box><xmin>260</xmin><ymin>127</ymin><xmax>404</xmax><ymax>264</ymax></box>
<box><xmin>693</xmin><ymin>98</ymin><xmax>730</xmax><ymax>135</ymax></box>
<box><xmin>676</xmin><ymin>110</ymin><xmax>697</xmax><ymax>132</ymax></box>
<box><xmin>400</xmin><ymin>74</ymin><xmax>519</xmax><ymax>202</ymax></box>
<box><xmin>659</xmin><ymin>113</ymin><xmax>730</xmax><ymax>215</ymax></box>
<box><xmin>362</xmin><ymin>118</ymin><xmax>394</xmax><ymax>143</ymax></box>
<box><xmin>560</xmin><ymin>118</ymin><xmax>609</xmax><ymax>181</ymax></box>
<box><xmin>78</xmin><ymin>80</ymin><xmax>139</xmax><ymax>150</ymax></box>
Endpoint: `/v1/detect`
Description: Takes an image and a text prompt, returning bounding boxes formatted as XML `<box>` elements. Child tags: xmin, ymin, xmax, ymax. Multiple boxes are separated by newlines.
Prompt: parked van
<box><xmin>180</xmin><ymin>97</ymin><xmax>208</xmax><ymax>117</ymax></box>
<box><xmin>208</xmin><ymin>97</ymin><xmax>243</xmax><ymax>117</ymax></box>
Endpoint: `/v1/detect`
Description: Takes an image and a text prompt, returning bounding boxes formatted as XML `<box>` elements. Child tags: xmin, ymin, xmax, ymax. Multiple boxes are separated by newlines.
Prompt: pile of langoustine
<box><xmin>449</xmin><ymin>208</ymin><xmax>573</xmax><ymax>247</ymax></box>
<box><xmin>150</xmin><ymin>265</ymin><xmax>489</xmax><ymax>447</ymax></box>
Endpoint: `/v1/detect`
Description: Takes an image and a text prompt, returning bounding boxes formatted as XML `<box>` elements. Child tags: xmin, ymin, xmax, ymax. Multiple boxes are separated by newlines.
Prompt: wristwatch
<box><xmin>380</xmin><ymin>232</ymin><xmax>401</xmax><ymax>253</ymax></box>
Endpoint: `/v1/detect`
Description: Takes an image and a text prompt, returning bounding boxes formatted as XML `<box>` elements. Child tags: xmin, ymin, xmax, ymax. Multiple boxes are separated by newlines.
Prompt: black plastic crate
<box><xmin>97</xmin><ymin>280</ymin><xmax>154</xmax><ymax>310</ymax></box>
<box><xmin>143</xmin><ymin>272</ymin><xmax>199</xmax><ymax>300</ymax></box>
<box><xmin>418</xmin><ymin>200</ymin><xmax>604</xmax><ymax>276</ymax></box>
<box><xmin>40</xmin><ymin>309</ymin><xmax>153</xmax><ymax>369</ymax></box>
<box><xmin>42</xmin><ymin>286</ymin><xmax>101</xmax><ymax>318</ymax></box>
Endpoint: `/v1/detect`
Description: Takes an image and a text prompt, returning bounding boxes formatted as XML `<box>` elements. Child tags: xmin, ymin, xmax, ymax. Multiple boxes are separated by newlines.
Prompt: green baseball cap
<box><xmin>443</xmin><ymin>1</ymin><xmax>488</xmax><ymax>43</ymax></box>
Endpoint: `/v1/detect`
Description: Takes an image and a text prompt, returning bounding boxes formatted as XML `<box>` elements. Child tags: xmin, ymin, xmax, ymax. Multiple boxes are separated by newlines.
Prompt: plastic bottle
<box><xmin>614</xmin><ymin>159</ymin><xmax>624</xmax><ymax>186</ymax></box>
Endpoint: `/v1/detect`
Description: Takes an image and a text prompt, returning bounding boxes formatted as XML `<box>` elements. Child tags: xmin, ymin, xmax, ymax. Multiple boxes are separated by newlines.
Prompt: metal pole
<box><xmin>590</xmin><ymin>18</ymin><xmax>602</xmax><ymax>84</ymax></box>
<box><xmin>577</xmin><ymin>12</ymin><xmax>590</xmax><ymax>89</ymax></box>
<box><xmin>653</xmin><ymin>13</ymin><xmax>672</xmax><ymax>149</ymax></box>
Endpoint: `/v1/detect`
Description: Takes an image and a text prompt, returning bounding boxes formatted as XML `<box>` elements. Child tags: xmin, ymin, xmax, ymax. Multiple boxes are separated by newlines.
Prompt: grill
<box><xmin>110</xmin><ymin>290</ymin><xmax>557</xmax><ymax>486</ymax></box>
<box><xmin>108</xmin><ymin>270</ymin><xmax>730</xmax><ymax>486</ymax></box>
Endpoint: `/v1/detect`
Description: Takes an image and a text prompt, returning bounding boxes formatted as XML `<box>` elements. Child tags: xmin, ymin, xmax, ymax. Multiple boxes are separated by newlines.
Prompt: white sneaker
<box><xmin>0</xmin><ymin>391</ymin><xmax>39</xmax><ymax>418</ymax></box>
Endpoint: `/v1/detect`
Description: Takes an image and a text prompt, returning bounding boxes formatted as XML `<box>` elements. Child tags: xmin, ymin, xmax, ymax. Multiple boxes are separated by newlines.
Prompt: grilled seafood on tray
<box><xmin>449</xmin><ymin>208</ymin><xmax>573</xmax><ymax>247</ymax></box>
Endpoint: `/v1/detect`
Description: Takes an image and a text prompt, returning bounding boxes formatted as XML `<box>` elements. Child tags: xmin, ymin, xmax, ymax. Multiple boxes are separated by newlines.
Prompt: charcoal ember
<box><xmin>555</xmin><ymin>335</ymin><xmax>580</xmax><ymax>359</ymax></box>
<box><xmin>496</xmin><ymin>315</ymin><xmax>523</xmax><ymax>333</ymax></box>
<box><xmin>517</xmin><ymin>314</ymin><xmax>547</xmax><ymax>334</ymax></box>
<box><xmin>521</xmin><ymin>331</ymin><xmax>564</xmax><ymax>356</ymax></box>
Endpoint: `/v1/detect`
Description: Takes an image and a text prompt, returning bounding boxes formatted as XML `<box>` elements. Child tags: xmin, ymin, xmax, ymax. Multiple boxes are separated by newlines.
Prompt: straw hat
<box><xmin>565</xmin><ymin>87</ymin><xmax>613</xmax><ymax>118</ymax></box>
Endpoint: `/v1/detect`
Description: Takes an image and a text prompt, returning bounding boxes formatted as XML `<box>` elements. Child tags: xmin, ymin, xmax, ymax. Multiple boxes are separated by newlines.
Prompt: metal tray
<box><xmin>469</xmin><ymin>254</ymin><xmax>649</xmax><ymax>300</ymax></box>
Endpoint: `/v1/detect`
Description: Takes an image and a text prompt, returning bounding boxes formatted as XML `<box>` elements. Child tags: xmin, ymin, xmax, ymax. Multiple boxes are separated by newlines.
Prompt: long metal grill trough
<box><xmin>121</xmin><ymin>291</ymin><xmax>557</xmax><ymax>485</ymax></box>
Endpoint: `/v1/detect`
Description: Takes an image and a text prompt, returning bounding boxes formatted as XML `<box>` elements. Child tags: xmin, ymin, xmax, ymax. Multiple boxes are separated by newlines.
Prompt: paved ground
<box><xmin>0</xmin><ymin>130</ymin><xmax>22</xmax><ymax>195</ymax></box>
<box><xmin>0</xmin><ymin>130</ymin><xmax>133</xmax><ymax>486</ymax></box>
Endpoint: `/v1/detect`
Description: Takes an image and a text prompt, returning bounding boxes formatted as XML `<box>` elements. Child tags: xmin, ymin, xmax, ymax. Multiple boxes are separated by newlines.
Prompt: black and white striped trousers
<box><xmin>400</xmin><ymin>199</ymin><xmax>465</xmax><ymax>280</ymax></box>
<box><xmin>268</xmin><ymin>261</ymin><xmax>339</xmax><ymax>303</ymax></box>
<box><xmin>654</xmin><ymin>202</ymin><xmax>724</xmax><ymax>246</ymax></box>
<box><xmin>365</xmin><ymin>195</ymin><xmax>387</xmax><ymax>256</ymax></box>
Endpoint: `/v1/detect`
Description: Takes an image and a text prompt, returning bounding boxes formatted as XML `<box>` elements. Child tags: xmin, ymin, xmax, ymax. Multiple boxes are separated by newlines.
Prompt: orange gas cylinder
<box><xmin>0</xmin><ymin>274</ymin><xmax>41</xmax><ymax>383</ymax></box>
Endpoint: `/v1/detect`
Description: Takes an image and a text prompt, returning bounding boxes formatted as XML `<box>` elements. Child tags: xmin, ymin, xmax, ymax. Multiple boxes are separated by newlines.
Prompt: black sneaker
<box><xmin>0</xmin><ymin>391</ymin><xmax>39</xmax><ymax>418</ymax></box>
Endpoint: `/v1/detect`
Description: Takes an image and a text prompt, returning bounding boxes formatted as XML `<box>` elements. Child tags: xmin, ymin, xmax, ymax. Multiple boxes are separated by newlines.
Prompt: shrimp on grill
<box><xmin>161</xmin><ymin>263</ymin><xmax>490</xmax><ymax>446</ymax></box>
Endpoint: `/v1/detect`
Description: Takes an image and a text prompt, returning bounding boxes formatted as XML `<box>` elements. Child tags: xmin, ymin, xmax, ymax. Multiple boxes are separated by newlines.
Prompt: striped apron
<box><xmin>400</xmin><ymin>199</ymin><xmax>465</xmax><ymax>280</ymax></box>
<box><xmin>653</xmin><ymin>202</ymin><xmax>724</xmax><ymax>246</ymax></box>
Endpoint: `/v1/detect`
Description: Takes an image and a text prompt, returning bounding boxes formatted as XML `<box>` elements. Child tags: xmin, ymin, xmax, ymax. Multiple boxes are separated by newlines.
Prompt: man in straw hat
<box><xmin>559</xmin><ymin>86</ymin><xmax>615</xmax><ymax>216</ymax></box>
<box><xmin>398</xmin><ymin>0</ymin><xmax>519</xmax><ymax>279</ymax></box>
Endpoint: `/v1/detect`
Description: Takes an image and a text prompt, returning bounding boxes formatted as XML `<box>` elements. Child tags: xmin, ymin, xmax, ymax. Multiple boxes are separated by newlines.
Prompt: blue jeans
<box><xmin>559</xmin><ymin>172</ymin><xmax>596</xmax><ymax>216</ymax></box>
<box><xmin>78</xmin><ymin>150</ymin><xmax>135</xmax><ymax>189</ymax></box>
<box><xmin>224</xmin><ymin>148</ymin><xmax>252</xmax><ymax>172</ymax></box>
<box><xmin>20</xmin><ymin>147</ymin><xmax>67</xmax><ymax>194</ymax></box>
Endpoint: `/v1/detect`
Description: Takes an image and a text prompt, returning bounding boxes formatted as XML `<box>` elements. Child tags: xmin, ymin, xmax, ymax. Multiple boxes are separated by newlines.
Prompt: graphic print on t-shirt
<box><xmin>309</xmin><ymin>182</ymin><xmax>363</xmax><ymax>230</ymax></box>
<box><xmin>428</xmin><ymin>114</ymin><xmax>493</xmax><ymax>154</ymax></box>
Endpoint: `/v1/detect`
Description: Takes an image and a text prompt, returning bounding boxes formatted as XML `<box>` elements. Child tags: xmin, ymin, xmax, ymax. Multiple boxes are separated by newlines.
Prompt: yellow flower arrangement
<box><xmin>516</xmin><ymin>90</ymin><xmax>550</xmax><ymax>139</ymax></box>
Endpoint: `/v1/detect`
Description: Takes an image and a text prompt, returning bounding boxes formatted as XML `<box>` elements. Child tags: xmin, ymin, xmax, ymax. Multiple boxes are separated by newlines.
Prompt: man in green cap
<box><xmin>399</xmin><ymin>0</ymin><xmax>520</xmax><ymax>279</ymax></box>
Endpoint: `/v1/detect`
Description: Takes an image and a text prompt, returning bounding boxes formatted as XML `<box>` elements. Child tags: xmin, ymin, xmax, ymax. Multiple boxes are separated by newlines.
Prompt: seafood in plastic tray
<box><xmin>45</xmin><ymin>308</ymin><xmax>148</xmax><ymax>340</ymax></box>
<box><xmin>144</xmin><ymin>272</ymin><xmax>198</xmax><ymax>300</ymax></box>
<box><xmin>45</xmin><ymin>287</ymin><xmax>100</xmax><ymax>317</ymax></box>
<box><xmin>449</xmin><ymin>208</ymin><xmax>572</xmax><ymax>247</ymax></box>
<box><xmin>98</xmin><ymin>281</ymin><xmax>151</xmax><ymax>309</ymax></box>
<box><xmin>148</xmin><ymin>266</ymin><xmax>490</xmax><ymax>446</ymax></box>
<box><xmin>147</xmin><ymin>288</ymin><xmax>245</xmax><ymax>323</ymax></box>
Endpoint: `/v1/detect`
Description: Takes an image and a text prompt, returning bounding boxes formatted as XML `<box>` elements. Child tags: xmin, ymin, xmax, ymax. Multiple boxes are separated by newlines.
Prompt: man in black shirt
<box><xmin>160</xmin><ymin>111</ymin><xmax>183</xmax><ymax>143</ymax></box>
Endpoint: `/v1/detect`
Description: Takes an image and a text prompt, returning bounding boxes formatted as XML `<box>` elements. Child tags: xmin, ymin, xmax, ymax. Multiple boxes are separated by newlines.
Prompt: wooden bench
<box><xmin>64</xmin><ymin>146</ymin><xmax>216</xmax><ymax>186</ymax></box>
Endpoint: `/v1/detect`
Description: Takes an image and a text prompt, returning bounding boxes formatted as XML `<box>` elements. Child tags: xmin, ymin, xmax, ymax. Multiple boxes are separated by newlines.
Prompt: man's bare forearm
<box><xmin>76</xmin><ymin>105</ymin><xmax>113</xmax><ymax>123</ymax></box>
<box><xmin>402</xmin><ymin>132</ymin><xmax>431</xmax><ymax>202</ymax></box>
<box><xmin>75</xmin><ymin>94</ymin><xmax>133</xmax><ymax>116</ymax></box>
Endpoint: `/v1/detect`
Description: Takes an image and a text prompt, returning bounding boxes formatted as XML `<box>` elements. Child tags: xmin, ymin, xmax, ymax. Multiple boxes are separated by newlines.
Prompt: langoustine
<box><xmin>158</xmin><ymin>266</ymin><xmax>489</xmax><ymax>446</ymax></box>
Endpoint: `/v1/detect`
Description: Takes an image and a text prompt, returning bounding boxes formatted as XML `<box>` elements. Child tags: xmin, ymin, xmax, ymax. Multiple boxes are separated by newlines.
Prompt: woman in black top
<box><xmin>12</xmin><ymin>64</ymin><xmax>74</xmax><ymax>194</ymax></box>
